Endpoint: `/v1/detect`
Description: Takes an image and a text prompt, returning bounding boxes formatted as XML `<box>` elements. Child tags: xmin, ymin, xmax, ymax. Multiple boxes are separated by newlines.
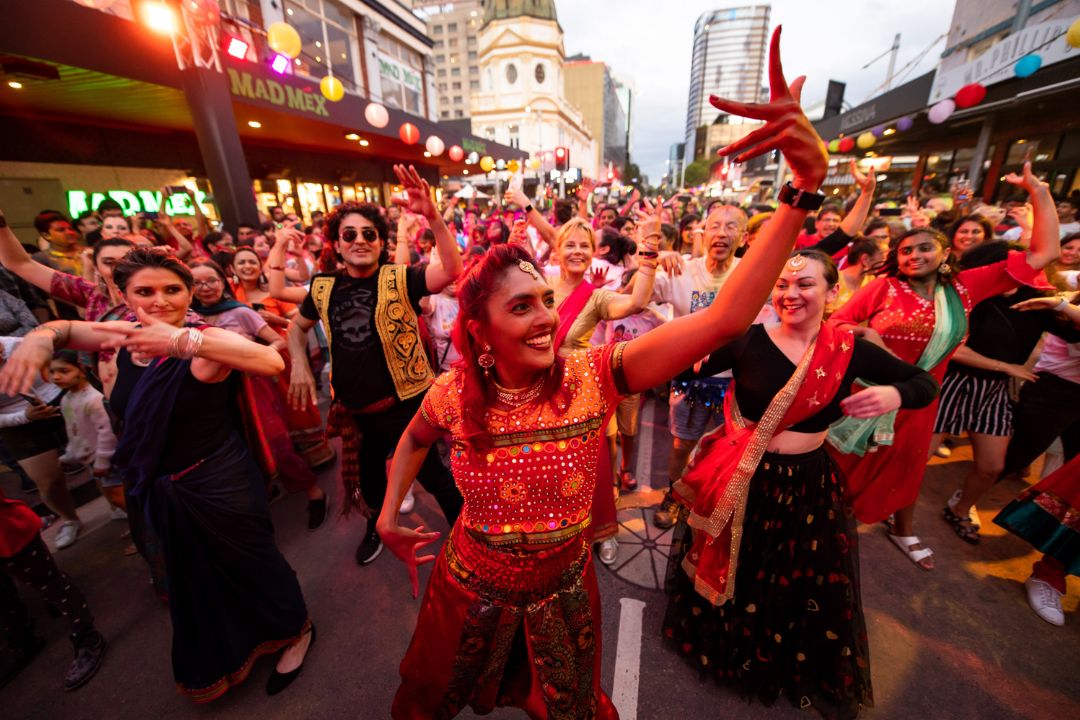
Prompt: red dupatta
<box><xmin>554</xmin><ymin>280</ymin><xmax>596</xmax><ymax>351</ymax></box>
<box><xmin>672</xmin><ymin>323</ymin><xmax>855</xmax><ymax>605</ymax></box>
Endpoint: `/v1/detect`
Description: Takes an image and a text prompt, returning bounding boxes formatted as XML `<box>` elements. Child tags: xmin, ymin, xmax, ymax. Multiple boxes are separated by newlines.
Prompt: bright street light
<box><xmin>141</xmin><ymin>1</ymin><xmax>177</xmax><ymax>35</ymax></box>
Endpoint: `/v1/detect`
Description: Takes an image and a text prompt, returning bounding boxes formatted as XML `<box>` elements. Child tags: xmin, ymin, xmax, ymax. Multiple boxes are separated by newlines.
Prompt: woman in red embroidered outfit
<box><xmin>549</xmin><ymin>215</ymin><xmax>659</xmax><ymax>565</ymax></box>
<box><xmin>663</xmin><ymin>249</ymin><xmax>938</xmax><ymax>718</ymax></box>
<box><xmin>827</xmin><ymin>162</ymin><xmax>1060</xmax><ymax>570</ymax></box>
<box><xmin>377</xmin><ymin>28</ymin><xmax>830</xmax><ymax>719</ymax></box>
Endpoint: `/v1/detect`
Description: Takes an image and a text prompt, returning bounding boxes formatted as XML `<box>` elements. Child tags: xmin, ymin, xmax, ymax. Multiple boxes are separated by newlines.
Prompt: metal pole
<box><xmin>1012</xmin><ymin>0</ymin><xmax>1033</xmax><ymax>32</ymax></box>
<box><xmin>624</xmin><ymin>87</ymin><xmax>632</xmax><ymax>181</ymax></box>
<box><xmin>884</xmin><ymin>34</ymin><xmax>900</xmax><ymax>91</ymax></box>
<box><xmin>967</xmin><ymin>114</ymin><xmax>995</xmax><ymax>196</ymax></box>
<box><xmin>559</xmin><ymin>175</ymin><xmax>565</xmax><ymax>200</ymax></box>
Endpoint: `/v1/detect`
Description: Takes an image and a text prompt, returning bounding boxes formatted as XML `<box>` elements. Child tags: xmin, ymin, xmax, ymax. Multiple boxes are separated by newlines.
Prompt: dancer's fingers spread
<box><xmin>789</xmin><ymin>75</ymin><xmax>806</xmax><ymax>105</ymax></box>
<box><xmin>719</xmin><ymin>118</ymin><xmax>793</xmax><ymax>157</ymax></box>
<box><xmin>767</xmin><ymin>26</ymin><xmax>789</xmax><ymax>101</ymax></box>
<box><xmin>708</xmin><ymin>96</ymin><xmax>781</xmax><ymax>121</ymax></box>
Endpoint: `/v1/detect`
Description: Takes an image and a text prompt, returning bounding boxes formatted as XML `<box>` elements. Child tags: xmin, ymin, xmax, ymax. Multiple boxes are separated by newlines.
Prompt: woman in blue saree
<box><xmin>0</xmin><ymin>248</ymin><xmax>315</xmax><ymax>702</ymax></box>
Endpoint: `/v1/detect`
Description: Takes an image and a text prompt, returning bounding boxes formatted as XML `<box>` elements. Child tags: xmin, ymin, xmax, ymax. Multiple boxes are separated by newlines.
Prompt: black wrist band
<box><xmin>525</xmin><ymin>204</ymin><xmax>534</xmax><ymax>214</ymax></box>
<box><xmin>777</xmin><ymin>181</ymin><xmax>826</xmax><ymax>211</ymax></box>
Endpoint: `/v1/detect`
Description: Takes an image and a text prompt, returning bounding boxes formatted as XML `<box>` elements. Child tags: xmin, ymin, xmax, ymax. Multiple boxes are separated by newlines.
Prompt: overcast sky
<box><xmin>556</xmin><ymin>1</ymin><xmax>955</xmax><ymax>182</ymax></box>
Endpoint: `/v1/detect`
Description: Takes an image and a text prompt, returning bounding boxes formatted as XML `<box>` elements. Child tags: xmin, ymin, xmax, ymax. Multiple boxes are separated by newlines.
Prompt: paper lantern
<box><xmin>526</xmin><ymin>157</ymin><xmax>541</xmax><ymax>170</ymax></box>
<box><xmin>266</xmin><ymin>22</ymin><xmax>302</xmax><ymax>60</ymax></box>
<box><xmin>364</xmin><ymin>103</ymin><xmax>389</xmax><ymax>129</ymax></box>
<box><xmin>827</xmin><ymin>139</ymin><xmax>841</xmax><ymax>153</ymax></box>
<box><xmin>856</xmin><ymin>132</ymin><xmax>876</xmax><ymax>150</ymax></box>
<box><xmin>954</xmin><ymin>83</ymin><xmax>987</xmax><ymax>109</ymax></box>
<box><xmin>399</xmin><ymin>123</ymin><xmax>420</xmax><ymax>145</ymax></box>
<box><xmin>425</xmin><ymin>135</ymin><xmax>445</xmax><ymax>157</ymax></box>
<box><xmin>896</xmin><ymin>116</ymin><xmax>914</xmax><ymax>132</ymax></box>
<box><xmin>479</xmin><ymin>156</ymin><xmax>495</xmax><ymax>172</ymax></box>
<box><xmin>838</xmin><ymin>137</ymin><xmax>855</xmax><ymax>153</ymax></box>
<box><xmin>507</xmin><ymin>159</ymin><xmax>520</xmax><ymax>172</ymax></box>
<box><xmin>1068</xmin><ymin>17</ymin><xmax>1080</xmax><ymax>48</ymax></box>
<box><xmin>871</xmin><ymin>125</ymin><xmax>886</xmax><ymax>138</ymax></box>
<box><xmin>320</xmin><ymin>76</ymin><xmax>344</xmax><ymax>102</ymax></box>
<box><xmin>466</xmin><ymin>151</ymin><xmax>479</xmax><ymax>165</ymax></box>
<box><xmin>448</xmin><ymin>145</ymin><xmax>464</xmax><ymax>162</ymax></box>
<box><xmin>1014</xmin><ymin>54</ymin><xmax>1042</xmax><ymax>78</ymax></box>
<box><xmin>928</xmin><ymin>99</ymin><xmax>955</xmax><ymax>125</ymax></box>
<box><xmin>495</xmin><ymin>159</ymin><xmax>506</xmax><ymax>170</ymax></box>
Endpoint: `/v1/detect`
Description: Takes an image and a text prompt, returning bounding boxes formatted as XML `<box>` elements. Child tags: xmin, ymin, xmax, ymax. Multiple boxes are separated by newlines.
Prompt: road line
<box><xmin>611</xmin><ymin>597</ymin><xmax>646</xmax><ymax>720</ymax></box>
<box><xmin>635</xmin><ymin>396</ymin><xmax>655</xmax><ymax>489</ymax></box>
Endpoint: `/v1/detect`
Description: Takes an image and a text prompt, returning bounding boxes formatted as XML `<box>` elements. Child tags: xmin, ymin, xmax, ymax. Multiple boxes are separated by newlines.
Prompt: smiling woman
<box><xmin>0</xmin><ymin>247</ymin><xmax>315</xmax><ymax>702</ymax></box>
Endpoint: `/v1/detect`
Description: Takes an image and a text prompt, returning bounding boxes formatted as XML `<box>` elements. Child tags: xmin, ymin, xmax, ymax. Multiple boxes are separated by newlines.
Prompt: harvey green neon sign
<box><xmin>67</xmin><ymin>190</ymin><xmax>210</xmax><ymax>218</ymax></box>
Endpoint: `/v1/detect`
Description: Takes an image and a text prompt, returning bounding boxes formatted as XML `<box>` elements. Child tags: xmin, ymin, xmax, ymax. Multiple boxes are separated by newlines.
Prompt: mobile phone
<box><xmin>18</xmin><ymin>393</ymin><xmax>41</xmax><ymax>405</ymax></box>
<box><xmin>879</xmin><ymin>207</ymin><xmax>902</xmax><ymax>217</ymax></box>
<box><xmin>251</xmin><ymin>303</ymin><xmax>265</xmax><ymax>311</ymax></box>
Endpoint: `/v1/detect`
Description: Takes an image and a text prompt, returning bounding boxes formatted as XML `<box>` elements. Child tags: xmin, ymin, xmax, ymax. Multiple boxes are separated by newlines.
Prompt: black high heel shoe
<box><xmin>266</xmin><ymin>624</ymin><xmax>316</xmax><ymax>696</ymax></box>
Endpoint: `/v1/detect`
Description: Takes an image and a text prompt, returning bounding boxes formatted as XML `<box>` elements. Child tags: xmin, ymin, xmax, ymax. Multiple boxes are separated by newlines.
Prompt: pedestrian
<box><xmin>377</xmin><ymin>30</ymin><xmax>832</xmax><ymax>717</ymax></box>
<box><xmin>287</xmin><ymin>165</ymin><xmax>465</xmax><ymax>565</ymax></box>
<box><xmin>0</xmin><ymin>247</ymin><xmax>315</xmax><ymax>701</ymax></box>
<box><xmin>663</xmin><ymin>248</ymin><xmax>938</xmax><ymax>718</ymax></box>
<box><xmin>827</xmin><ymin>161</ymin><xmax>1060</xmax><ymax>570</ymax></box>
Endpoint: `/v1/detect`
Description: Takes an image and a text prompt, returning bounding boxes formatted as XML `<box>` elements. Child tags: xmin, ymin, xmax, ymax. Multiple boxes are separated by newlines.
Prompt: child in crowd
<box><xmin>48</xmin><ymin>352</ymin><xmax>122</xmax><ymax>518</ymax></box>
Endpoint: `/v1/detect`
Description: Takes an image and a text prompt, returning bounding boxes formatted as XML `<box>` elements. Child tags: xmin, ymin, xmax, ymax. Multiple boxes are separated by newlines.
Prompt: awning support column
<box><xmin>967</xmin><ymin>113</ymin><xmax>995</xmax><ymax>197</ymax></box>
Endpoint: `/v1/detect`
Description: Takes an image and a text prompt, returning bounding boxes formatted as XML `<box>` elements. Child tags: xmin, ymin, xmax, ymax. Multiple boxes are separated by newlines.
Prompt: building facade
<box><xmin>468</xmin><ymin>0</ymin><xmax>597</xmax><ymax>178</ymax></box>
<box><xmin>410</xmin><ymin>0</ymin><xmax>484</xmax><ymax>120</ymax></box>
<box><xmin>684</xmin><ymin>5</ymin><xmax>770</xmax><ymax>162</ymax></box>
<box><xmin>563</xmin><ymin>56</ymin><xmax>627</xmax><ymax>178</ymax></box>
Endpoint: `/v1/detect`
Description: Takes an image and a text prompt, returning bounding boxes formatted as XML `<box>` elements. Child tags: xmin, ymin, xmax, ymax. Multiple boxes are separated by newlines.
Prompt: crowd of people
<box><xmin>0</xmin><ymin>28</ymin><xmax>1077</xmax><ymax>720</ymax></box>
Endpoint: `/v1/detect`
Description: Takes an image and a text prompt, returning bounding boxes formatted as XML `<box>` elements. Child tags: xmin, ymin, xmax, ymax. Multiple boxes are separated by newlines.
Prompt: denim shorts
<box><xmin>668</xmin><ymin>379</ymin><xmax>729</xmax><ymax>441</ymax></box>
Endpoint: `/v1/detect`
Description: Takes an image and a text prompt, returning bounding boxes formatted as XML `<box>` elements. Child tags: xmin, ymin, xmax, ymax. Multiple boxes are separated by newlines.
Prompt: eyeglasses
<box><xmin>340</xmin><ymin>227</ymin><xmax>379</xmax><ymax>244</ymax></box>
<box><xmin>193</xmin><ymin>278</ymin><xmax>221</xmax><ymax>288</ymax></box>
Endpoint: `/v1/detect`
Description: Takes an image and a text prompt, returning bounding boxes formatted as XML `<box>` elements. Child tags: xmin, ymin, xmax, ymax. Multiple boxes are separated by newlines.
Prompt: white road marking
<box><xmin>612</xmin><ymin>597</ymin><xmax>646</xmax><ymax>720</ymax></box>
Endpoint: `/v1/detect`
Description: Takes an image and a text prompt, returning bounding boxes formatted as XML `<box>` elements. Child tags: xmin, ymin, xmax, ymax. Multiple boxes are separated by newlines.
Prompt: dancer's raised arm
<box><xmin>620</xmin><ymin>26</ymin><xmax>828</xmax><ymax>393</ymax></box>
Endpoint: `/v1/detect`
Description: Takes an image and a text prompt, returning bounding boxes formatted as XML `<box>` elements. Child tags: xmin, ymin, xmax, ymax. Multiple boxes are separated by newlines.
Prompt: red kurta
<box><xmin>828</xmin><ymin>252</ymin><xmax>1047</xmax><ymax>522</ymax></box>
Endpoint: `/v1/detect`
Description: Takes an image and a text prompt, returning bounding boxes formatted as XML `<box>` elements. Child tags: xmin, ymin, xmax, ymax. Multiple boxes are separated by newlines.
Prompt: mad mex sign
<box><xmin>226</xmin><ymin>68</ymin><xmax>330</xmax><ymax>118</ymax></box>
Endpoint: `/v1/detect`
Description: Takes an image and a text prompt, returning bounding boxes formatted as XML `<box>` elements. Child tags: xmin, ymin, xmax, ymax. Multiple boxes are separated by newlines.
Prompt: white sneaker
<box><xmin>55</xmin><ymin>521</ymin><xmax>81</xmax><ymax>550</ymax></box>
<box><xmin>109</xmin><ymin>506</ymin><xmax>128</xmax><ymax>521</ymax></box>
<box><xmin>948</xmin><ymin>489</ymin><xmax>979</xmax><ymax>528</ymax></box>
<box><xmin>598</xmin><ymin>538</ymin><xmax>619</xmax><ymax>566</ymax></box>
<box><xmin>399</xmin><ymin>487</ymin><xmax>415</xmax><ymax>515</ymax></box>
<box><xmin>1025</xmin><ymin>577</ymin><xmax>1065</xmax><ymax>626</ymax></box>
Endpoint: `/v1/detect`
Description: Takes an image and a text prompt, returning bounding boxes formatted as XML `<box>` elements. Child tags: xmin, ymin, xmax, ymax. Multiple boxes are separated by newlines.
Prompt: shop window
<box><xmin>284</xmin><ymin>0</ymin><xmax>360</xmax><ymax>92</ymax></box>
<box><xmin>1007</xmin><ymin>134</ymin><xmax>1059</xmax><ymax>165</ymax></box>
<box><xmin>1058</xmin><ymin>131</ymin><xmax>1080</xmax><ymax>162</ymax></box>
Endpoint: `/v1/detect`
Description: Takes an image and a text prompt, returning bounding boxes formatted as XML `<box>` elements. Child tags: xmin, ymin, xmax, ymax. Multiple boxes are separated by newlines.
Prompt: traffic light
<box><xmin>554</xmin><ymin>146</ymin><xmax>569</xmax><ymax>172</ymax></box>
<box><xmin>606</xmin><ymin>170</ymin><xmax>614</xmax><ymax>182</ymax></box>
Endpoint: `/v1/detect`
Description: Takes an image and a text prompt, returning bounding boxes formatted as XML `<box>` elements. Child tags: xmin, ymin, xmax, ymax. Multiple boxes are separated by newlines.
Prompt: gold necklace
<box><xmin>492</xmin><ymin>376</ymin><xmax>545</xmax><ymax>407</ymax></box>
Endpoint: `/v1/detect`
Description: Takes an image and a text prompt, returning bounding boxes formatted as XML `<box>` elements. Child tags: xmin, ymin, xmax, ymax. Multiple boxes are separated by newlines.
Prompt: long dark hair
<box><xmin>232</xmin><ymin>246</ymin><xmax>267</xmax><ymax>288</ymax></box>
<box><xmin>948</xmin><ymin>214</ymin><xmax>995</xmax><ymax>250</ymax></box>
<box><xmin>452</xmin><ymin>244</ymin><xmax>569</xmax><ymax>450</ymax></box>
<box><xmin>113</xmin><ymin>246</ymin><xmax>193</xmax><ymax>293</ymax></box>
<box><xmin>188</xmin><ymin>258</ymin><xmax>236</xmax><ymax>306</ymax></box>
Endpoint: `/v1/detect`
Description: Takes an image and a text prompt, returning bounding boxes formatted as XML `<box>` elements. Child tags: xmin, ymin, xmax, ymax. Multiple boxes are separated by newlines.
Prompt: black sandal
<box><xmin>942</xmin><ymin>506</ymin><xmax>980</xmax><ymax>544</ymax></box>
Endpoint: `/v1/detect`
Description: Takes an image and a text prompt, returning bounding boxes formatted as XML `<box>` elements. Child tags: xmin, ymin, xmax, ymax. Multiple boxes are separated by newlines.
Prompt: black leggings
<box><xmin>353</xmin><ymin>397</ymin><xmax>463</xmax><ymax>523</ymax></box>
<box><xmin>1002</xmin><ymin>372</ymin><xmax>1080</xmax><ymax>477</ymax></box>
<box><xmin>1</xmin><ymin>536</ymin><xmax>94</xmax><ymax>647</ymax></box>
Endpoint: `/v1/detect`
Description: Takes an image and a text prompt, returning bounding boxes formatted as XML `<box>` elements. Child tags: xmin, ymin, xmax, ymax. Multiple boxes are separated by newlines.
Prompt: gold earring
<box><xmin>477</xmin><ymin>344</ymin><xmax>494</xmax><ymax>377</ymax></box>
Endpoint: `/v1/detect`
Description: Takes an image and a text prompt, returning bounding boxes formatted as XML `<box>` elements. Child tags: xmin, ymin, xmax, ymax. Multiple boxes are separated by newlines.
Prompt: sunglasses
<box><xmin>340</xmin><ymin>227</ymin><xmax>379</xmax><ymax>244</ymax></box>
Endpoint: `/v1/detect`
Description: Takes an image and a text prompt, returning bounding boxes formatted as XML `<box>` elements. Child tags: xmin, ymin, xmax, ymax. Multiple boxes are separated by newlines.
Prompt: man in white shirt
<box><xmin>650</xmin><ymin>205</ymin><xmax>758</xmax><ymax>528</ymax></box>
<box><xmin>1057</xmin><ymin>197</ymin><xmax>1079</xmax><ymax>239</ymax></box>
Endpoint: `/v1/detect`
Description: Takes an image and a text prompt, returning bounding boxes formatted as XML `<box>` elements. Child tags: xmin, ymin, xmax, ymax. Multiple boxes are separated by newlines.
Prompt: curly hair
<box><xmin>324</xmin><ymin>201</ymin><xmax>390</xmax><ymax>265</ymax></box>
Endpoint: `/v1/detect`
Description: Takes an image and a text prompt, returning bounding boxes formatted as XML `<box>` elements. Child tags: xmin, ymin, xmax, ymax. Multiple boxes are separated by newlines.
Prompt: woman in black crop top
<box><xmin>0</xmin><ymin>248</ymin><xmax>315</xmax><ymax>701</ymax></box>
<box><xmin>663</xmin><ymin>249</ymin><xmax>938</xmax><ymax>719</ymax></box>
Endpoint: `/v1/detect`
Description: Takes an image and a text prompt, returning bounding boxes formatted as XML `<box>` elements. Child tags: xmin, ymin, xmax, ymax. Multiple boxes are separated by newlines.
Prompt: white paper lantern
<box><xmin>425</xmin><ymin>135</ymin><xmax>445</xmax><ymax>157</ymax></box>
<box><xmin>928</xmin><ymin>99</ymin><xmax>956</xmax><ymax>125</ymax></box>
<box><xmin>364</xmin><ymin>103</ymin><xmax>389</xmax><ymax>129</ymax></box>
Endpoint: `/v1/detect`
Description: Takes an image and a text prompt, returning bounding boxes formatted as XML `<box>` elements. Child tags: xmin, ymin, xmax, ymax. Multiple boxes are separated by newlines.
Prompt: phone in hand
<box><xmin>878</xmin><ymin>207</ymin><xmax>902</xmax><ymax>217</ymax></box>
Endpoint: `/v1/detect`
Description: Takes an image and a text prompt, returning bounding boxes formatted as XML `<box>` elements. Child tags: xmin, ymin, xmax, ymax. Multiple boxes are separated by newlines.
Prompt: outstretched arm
<box><xmin>839</xmin><ymin>159</ymin><xmax>876</xmax><ymax>237</ymax></box>
<box><xmin>0</xmin><ymin>320</ymin><xmax>134</xmax><ymax>395</ymax></box>
<box><xmin>391</xmin><ymin>165</ymin><xmax>463</xmax><ymax>291</ymax></box>
<box><xmin>1006</xmin><ymin>161</ymin><xmax>1059</xmax><ymax>270</ymax></box>
<box><xmin>267</xmin><ymin>230</ymin><xmax>309</xmax><ymax>304</ymax></box>
<box><xmin>620</xmin><ymin>27</ymin><xmax>828</xmax><ymax>393</ymax></box>
<box><xmin>0</xmin><ymin>211</ymin><xmax>57</xmax><ymax>292</ymax></box>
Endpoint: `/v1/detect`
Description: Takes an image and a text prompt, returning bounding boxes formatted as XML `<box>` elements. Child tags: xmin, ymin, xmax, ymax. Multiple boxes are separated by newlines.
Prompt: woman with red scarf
<box><xmin>663</xmin><ymin>248</ymin><xmax>938</xmax><ymax>718</ymax></box>
<box><xmin>377</xmin><ymin>27</ymin><xmax>833</xmax><ymax>719</ymax></box>
<box><xmin>827</xmin><ymin>163</ymin><xmax>1060</xmax><ymax>570</ymax></box>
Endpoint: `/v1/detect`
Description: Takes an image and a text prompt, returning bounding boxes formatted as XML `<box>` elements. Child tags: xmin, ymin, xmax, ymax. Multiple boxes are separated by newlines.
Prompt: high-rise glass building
<box><xmin>684</xmin><ymin>5</ymin><xmax>771</xmax><ymax>161</ymax></box>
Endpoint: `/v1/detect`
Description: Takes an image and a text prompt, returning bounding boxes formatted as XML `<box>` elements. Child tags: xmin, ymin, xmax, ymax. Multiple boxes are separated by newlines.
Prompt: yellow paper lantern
<box><xmin>526</xmin><ymin>157</ymin><xmax>541</xmax><ymax>171</ymax></box>
<box><xmin>507</xmin><ymin>159</ymin><xmax>520</xmax><ymax>173</ymax></box>
<box><xmin>1068</xmin><ymin>18</ymin><xmax>1080</xmax><ymax>48</ymax></box>
<box><xmin>320</xmin><ymin>76</ymin><xmax>344</xmax><ymax>102</ymax></box>
<box><xmin>267</xmin><ymin>22</ymin><xmax>302</xmax><ymax>60</ymax></box>
<box><xmin>856</xmin><ymin>132</ymin><xmax>876</xmax><ymax>150</ymax></box>
<box><xmin>827</xmin><ymin>139</ymin><xmax>840</xmax><ymax>153</ymax></box>
<box><xmin>479</xmin><ymin>156</ymin><xmax>495</xmax><ymax>172</ymax></box>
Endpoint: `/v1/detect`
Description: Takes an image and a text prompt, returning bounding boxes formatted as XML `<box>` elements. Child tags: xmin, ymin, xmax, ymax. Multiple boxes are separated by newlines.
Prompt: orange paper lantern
<box><xmin>448</xmin><ymin>145</ymin><xmax>464</xmax><ymax>162</ymax></box>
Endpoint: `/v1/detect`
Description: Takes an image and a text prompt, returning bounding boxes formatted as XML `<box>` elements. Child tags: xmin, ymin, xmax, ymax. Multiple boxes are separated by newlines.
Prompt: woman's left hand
<box><xmin>840</xmin><ymin>385</ymin><xmax>902</xmax><ymax>418</ymax></box>
<box><xmin>1011</xmin><ymin>294</ymin><xmax>1074</xmax><ymax>312</ymax></box>
<box><xmin>391</xmin><ymin>164</ymin><xmax>438</xmax><ymax>219</ymax></box>
<box><xmin>1004</xmin><ymin>160</ymin><xmax>1051</xmax><ymax>198</ymax></box>
<box><xmin>112</xmin><ymin>308</ymin><xmax>186</xmax><ymax>358</ymax></box>
<box><xmin>633</xmin><ymin>198</ymin><xmax>662</xmax><ymax>251</ymax></box>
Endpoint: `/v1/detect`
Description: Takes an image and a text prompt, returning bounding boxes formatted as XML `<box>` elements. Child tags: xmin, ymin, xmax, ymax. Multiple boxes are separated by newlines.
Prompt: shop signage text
<box><xmin>930</xmin><ymin>15</ymin><xmax>1080</xmax><ymax>103</ymax></box>
<box><xmin>377</xmin><ymin>54</ymin><xmax>422</xmax><ymax>92</ymax></box>
<box><xmin>67</xmin><ymin>190</ymin><xmax>209</xmax><ymax>218</ymax></box>
<box><xmin>226</xmin><ymin>68</ymin><xmax>329</xmax><ymax>118</ymax></box>
<box><xmin>462</xmin><ymin>138</ymin><xmax>487</xmax><ymax>154</ymax></box>
<box><xmin>840</xmin><ymin>105</ymin><xmax>877</xmax><ymax>132</ymax></box>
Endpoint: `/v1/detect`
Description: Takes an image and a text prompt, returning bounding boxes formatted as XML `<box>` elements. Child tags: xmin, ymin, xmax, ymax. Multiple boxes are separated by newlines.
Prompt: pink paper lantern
<box><xmin>448</xmin><ymin>145</ymin><xmax>464</xmax><ymax>162</ymax></box>
<box><xmin>364</xmin><ymin>103</ymin><xmax>389</xmax><ymax>129</ymax></box>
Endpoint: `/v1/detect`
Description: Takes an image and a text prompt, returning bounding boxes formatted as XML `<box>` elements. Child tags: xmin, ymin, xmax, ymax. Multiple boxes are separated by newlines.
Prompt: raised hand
<box><xmin>850</xmin><ymin>159</ymin><xmax>876</xmax><ymax>194</ymax></box>
<box><xmin>713</xmin><ymin>26</ymin><xmax>827</xmax><ymax>190</ymax></box>
<box><xmin>377</xmin><ymin>521</ymin><xmax>441</xmax><ymax>598</ymax></box>
<box><xmin>633</xmin><ymin>198</ymin><xmax>663</xmax><ymax>252</ymax></box>
<box><xmin>1008</xmin><ymin>203</ymin><xmax>1034</xmax><ymax>234</ymax></box>
<box><xmin>1004</xmin><ymin>160</ymin><xmax>1050</xmax><ymax>198</ymax></box>
<box><xmin>0</xmin><ymin>334</ymin><xmax>53</xmax><ymax>395</ymax></box>
<box><xmin>508</xmin><ymin>218</ymin><xmax>528</xmax><ymax>245</ymax></box>
<box><xmin>504</xmin><ymin>186</ymin><xmax>530</xmax><ymax>209</ymax></box>
<box><xmin>588</xmin><ymin>265</ymin><xmax>612</xmax><ymax>287</ymax></box>
<box><xmin>576</xmin><ymin>177</ymin><xmax>596</xmax><ymax>202</ymax></box>
<box><xmin>391</xmin><ymin>164</ymin><xmax>438</xmax><ymax>219</ymax></box>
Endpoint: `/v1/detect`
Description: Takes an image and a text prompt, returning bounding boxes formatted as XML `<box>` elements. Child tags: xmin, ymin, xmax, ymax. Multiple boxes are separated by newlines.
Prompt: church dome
<box><xmin>482</xmin><ymin>0</ymin><xmax>559</xmax><ymax>28</ymax></box>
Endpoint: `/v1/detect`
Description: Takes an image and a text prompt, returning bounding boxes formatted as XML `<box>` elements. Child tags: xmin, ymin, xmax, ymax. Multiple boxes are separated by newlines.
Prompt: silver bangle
<box><xmin>1055</xmin><ymin>296</ymin><xmax>1069</xmax><ymax>312</ymax></box>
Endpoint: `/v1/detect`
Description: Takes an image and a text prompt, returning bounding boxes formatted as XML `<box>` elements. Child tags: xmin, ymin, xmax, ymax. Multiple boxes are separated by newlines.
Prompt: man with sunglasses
<box><xmin>287</xmin><ymin>165</ymin><xmax>464</xmax><ymax>566</ymax></box>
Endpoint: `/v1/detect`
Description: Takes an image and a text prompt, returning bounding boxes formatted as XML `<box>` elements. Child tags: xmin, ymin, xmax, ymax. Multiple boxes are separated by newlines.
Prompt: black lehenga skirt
<box><xmin>663</xmin><ymin>447</ymin><xmax>872</xmax><ymax>719</ymax></box>
<box><xmin>134</xmin><ymin>432</ymin><xmax>309</xmax><ymax>702</ymax></box>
